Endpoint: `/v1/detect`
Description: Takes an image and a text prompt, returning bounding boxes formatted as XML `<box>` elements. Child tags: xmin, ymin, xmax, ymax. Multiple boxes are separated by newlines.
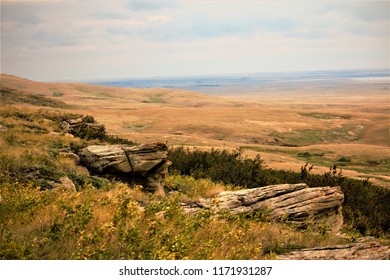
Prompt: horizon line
<box><xmin>64</xmin><ymin>68</ymin><xmax>390</xmax><ymax>83</ymax></box>
<box><xmin>1</xmin><ymin>67</ymin><xmax>389</xmax><ymax>83</ymax></box>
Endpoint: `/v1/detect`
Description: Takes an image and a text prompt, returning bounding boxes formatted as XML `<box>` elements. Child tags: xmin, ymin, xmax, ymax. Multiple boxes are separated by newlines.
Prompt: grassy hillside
<box><xmin>1</xmin><ymin>86</ymin><xmax>69</xmax><ymax>108</ymax></box>
<box><xmin>0</xmin><ymin>74</ymin><xmax>240</xmax><ymax>109</ymax></box>
<box><xmin>0</xmin><ymin>106</ymin><xmax>347</xmax><ymax>259</ymax></box>
<box><xmin>1</xmin><ymin>74</ymin><xmax>389</xmax><ymax>186</ymax></box>
<box><xmin>0</xmin><ymin>105</ymin><xmax>389</xmax><ymax>260</ymax></box>
<box><xmin>0</xmin><ymin>75</ymin><xmax>389</xmax><ymax>259</ymax></box>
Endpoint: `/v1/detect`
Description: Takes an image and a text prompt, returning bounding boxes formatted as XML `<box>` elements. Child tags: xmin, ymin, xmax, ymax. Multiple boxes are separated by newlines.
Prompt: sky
<box><xmin>1</xmin><ymin>0</ymin><xmax>389</xmax><ymax>81</ymax></box>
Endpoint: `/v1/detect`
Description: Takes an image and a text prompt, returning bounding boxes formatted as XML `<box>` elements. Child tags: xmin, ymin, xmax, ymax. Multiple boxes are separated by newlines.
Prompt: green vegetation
<box><xmin>71</xmin><ymin>85</ymin><xmax>115</xmax><ymax>99</ymax></box>
<box><xmin>242</xmin><ymin>145</ymin><xmax>389</xmax><ymax>184</ymax></box>
<box><xmin>240</xmin><ymin>145</ymin><xmax>296</xmax><ymax>155</ymax></box>
<box><xmin>294</xmin><ymin>148</ymin><xmax>390</xmax><ymax>178</ymax></box>
<box><xmin>297</xmin><ymin>151</ymin><xmax>326</xmax><ymax>158</ymax></box>
<box><xmin>0</xmin><ymin>108</ymin><xmax>136</xmax><ymax>190</ymax></box>
<box><xmin>338</xmin><ymin>156</ymin><xmax>352</xmax><ymax>163</ymax></box>
<box><xmin>299</xmin><ymin>112</ymin><xmax>352</xmax><ymax>119</ymax></box>
<box><xmin>168</xmin><ymin>147</ymin><xmax>267</xmax><ymax>188</ymax></box>
<box><xmin>0</xmin><ymin>106</ymin><xmax>388</xmax><ymax>260</ymax></box>
<box><xmin>269</xmin><ymin>125</ymin><xmax>362</xmax><ymax>146</ymax></box>
<box><xmin>141</xmin><ymin>93</ymin><xmax>166</xmax><ymax>104</ymax></box>
<box><xmin>1</xmin><ymin>180</ymin><xmax>336</xmax><ymax>259</ymax></box>
<box><xmin>168</xmin><ymin>148</ymin><xmax>390</xmax><ymax>236</ymax></box>
<box><xmin>126</xmin><ymin>124</ymin><xmax>146</xmax><ymax>132</ymax></box>
<box><xmin>1</xmin><ymin>87</ymin><xmax>69</xmax><ymax>108</ymax></box>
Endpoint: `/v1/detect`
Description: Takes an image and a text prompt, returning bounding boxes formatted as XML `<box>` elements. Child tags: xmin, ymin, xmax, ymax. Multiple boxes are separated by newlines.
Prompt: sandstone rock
<box><xmin>47</xmin><ymin>176</ymin><xmax>77</xmax><ymax>192</ymax></box>
<box><xmin>78</xmin><ymin>143</ymin><xmax>170</xmax><ymax>193</ymax></box>
<box><xmin>181</xmin><ymin>183</ymin><xmax>344</xmax><ymax>232</ymax></box>
<box><xmin>61</xmin><ymin>115</ymin><xmax>105</xmax><ymax>140</ymax></box>
<box><xmin>79</xmin><ymin>145</ymin><xmax>132</xmax><ymax>175</ymax></box>
<box><xmin>45</xmin><ymin>176</ymin><xmax>77</xmax><ymax>192</ymax></box>
<box><xmin>58</xmin><ymin>176</ymin><xmax>77</xmax><ymax>192</ymax></box>
<box><xmin>277</xmin><ymin>238</ymin><xmax>390</xmax><ymax>260</ymax></box>
<box><xmin>122</xmin><ymin>143</ymin><xmax>169</xmax><ymax>176</ymax></box>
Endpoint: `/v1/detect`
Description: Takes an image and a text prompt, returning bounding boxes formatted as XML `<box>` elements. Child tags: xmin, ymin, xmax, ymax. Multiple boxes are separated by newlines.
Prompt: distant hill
<box><xmin>0</xmin><ymin>85</ymin><xmax>69</xmax><ymax>108</ymax></box>
<box><xmin>1</xmin><ymin>73</ymin><xmax>389</xmax><ymax>187</ymax></box>
<box><xmin>0</xmin><ymin>74</ymin><xmax>241</xmax><ymax>109</ymax></box>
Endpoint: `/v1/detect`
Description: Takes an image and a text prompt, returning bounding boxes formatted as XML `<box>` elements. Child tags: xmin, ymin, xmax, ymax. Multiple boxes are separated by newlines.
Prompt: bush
<box><xmin>168</xmin><ymin>147</ymin><xmax>390</xmax><ymax>236</ymax></box>
<box><xmin>168</xmin><ymin>147</ymin><xmax>268</xmax><ymax>188</ymax></box>
<box><xmin>103</xmin><ymin>135</ymin><xmax>138</xmax><ymax>146</ymax></box>
<box><xmin>338</xmin><ymin>156</ymin><xmax>351</xmax><ymax>163</ymax></box>
<box><xmin>297</xmin><ymin>152</ymin><xmax>311</xmax><ymax>158</ymax></box>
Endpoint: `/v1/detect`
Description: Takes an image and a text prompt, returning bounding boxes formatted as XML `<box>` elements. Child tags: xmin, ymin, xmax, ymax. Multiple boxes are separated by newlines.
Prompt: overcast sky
<box><xmin>1</xmin><ymin>0</ymin><xmax>389</xmax><ymax>81</ymax></box>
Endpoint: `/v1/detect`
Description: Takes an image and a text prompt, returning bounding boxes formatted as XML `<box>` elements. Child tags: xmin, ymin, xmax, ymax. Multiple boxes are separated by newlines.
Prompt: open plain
<box><xmin>1</xmin><ymin>73</ymin><xmax>389</xmax><ymax>186</ymax></box>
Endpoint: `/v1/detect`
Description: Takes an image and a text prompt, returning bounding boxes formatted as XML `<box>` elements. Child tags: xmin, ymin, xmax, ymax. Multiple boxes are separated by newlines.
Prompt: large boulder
<box><xmin>181</xmin><ymin>183</ymin><xmax>344</xmax><ymax>232</ymax></box>
<box><xmin>78</xmin><ymin>145</ymin><xmax>132</xmax><ymax>175</ymax></box>
<box><xmin>78</xmin><ymin>143</ymin><xmax>171</xmax><ymax>193</ymax></box>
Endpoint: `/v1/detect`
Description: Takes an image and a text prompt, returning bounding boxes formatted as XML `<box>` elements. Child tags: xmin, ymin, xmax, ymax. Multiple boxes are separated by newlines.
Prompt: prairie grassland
<box><xmin>1</xmin><ymin>74</ymin><xmax>389</xmax><ymax>185</ymax></box>
<box><xmin>0</xmin><ymin>108</ymin><xmax>347</xmax><ymax>259</ymax></box>
<box><xmin>2</xmin><ymin>75</ymin><xmax>390</xmax><ymax>185</ymax></box>
<box><xmin>0</xmin><ymin>101</ymin><xmax>389</xmax><ymax>260</ymax></box>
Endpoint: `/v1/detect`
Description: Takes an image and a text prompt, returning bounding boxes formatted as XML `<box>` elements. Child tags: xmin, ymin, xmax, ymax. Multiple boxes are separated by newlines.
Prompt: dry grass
<box><xmin>0</xmin><ymin>92</ymin><xmax>388</xmax><ymax>259</ymax></box>
<box><xmin>1</xmin><ymin>73</ymin><xmax>389</xmax><ymax>186</ymax></box>
<box><xmin>0</xmin><ymin>180</ymin><xmax>346</xmax><ymax>260</ymax></box>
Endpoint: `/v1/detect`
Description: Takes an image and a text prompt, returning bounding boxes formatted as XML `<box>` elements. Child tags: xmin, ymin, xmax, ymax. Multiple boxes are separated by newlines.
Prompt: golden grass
<box><xmin>0</xmin><ymin>90</ymin><xmax>388</xmax><ymax>260</ymax></box>
<box><xmin>1</xmin><ymin>74</ymin><xmax>389</xmax><ymax>186</ymax></box>
<box><xmin>0</xmin><ymin>180</ymin><xmax>347</xmax><ymax>259</ymax></box>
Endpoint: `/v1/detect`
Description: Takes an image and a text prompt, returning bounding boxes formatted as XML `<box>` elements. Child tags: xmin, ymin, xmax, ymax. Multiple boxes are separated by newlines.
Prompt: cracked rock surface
<box><xmin>181</xmin><ymin>183</ymin><xmax>344</xmax><ymax>232</ymax></box>
<box><xmin>78</xmin><ymin>143</ymin><xmax>170</xmax><ymax>193</ymax></box>
<box><xmin>277</xmin><ymin>237</ymin><xmax>390</xmax><ymax>260</ymax></box>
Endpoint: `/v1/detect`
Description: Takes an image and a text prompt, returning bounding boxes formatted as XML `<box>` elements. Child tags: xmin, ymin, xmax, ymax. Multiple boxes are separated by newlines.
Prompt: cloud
<box><xmin>331</xmin><ymin>1</ymin><xmax>389</xmax><ymax>21</ymax></box>
<box><xmin>126</xmin><ymin>0</ymin><xmax>177</xmax><ymax>11</ymax></box>
<box><xmin>1</xmin><ymin>0</ymin><xmax>388</xmax><ymax>81</ymax></box>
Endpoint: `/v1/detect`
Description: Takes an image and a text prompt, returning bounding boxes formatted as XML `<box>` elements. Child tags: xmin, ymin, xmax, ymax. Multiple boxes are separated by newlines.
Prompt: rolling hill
<box><xmin>1</xmin><ymin>74</ymin><xmax>389</xmax><ymax>186</ymax></box>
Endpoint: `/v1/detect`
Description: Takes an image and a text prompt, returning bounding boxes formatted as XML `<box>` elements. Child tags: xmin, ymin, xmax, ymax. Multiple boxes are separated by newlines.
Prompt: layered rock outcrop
<box><xmin>181</xmin><ymin>183</ymin><xmax>344</xmax><ymax>232</ymax></box>
<box><xmin>61</xmin><ymin>115</ymin><xmax>105</xmax><ymax>140</ymax></box>
<box><xmin>78</xmin><ymin>143</ymin><xmax>171</xmax><ymax>193</ymax></box>
<box><xmin>277</xmin><ymin>237</ymin><xmax>390</xmax><ymax>260</ymax></box>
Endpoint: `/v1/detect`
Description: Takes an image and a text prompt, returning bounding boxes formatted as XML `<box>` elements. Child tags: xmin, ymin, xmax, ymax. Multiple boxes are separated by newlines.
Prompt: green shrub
<box><xmin>168</xmin><ymin>147</ymin><xmax>268</xmax><ymax>188</ymax></box>
<box><xmin>297</xmin><ymin>152</ymin><xmax>311</xmax><ymax>158</ymax></box>
<box><xmin>103</xmin><ymin>135</ymin><xmax>138</xmax><ymax>145</ymax></box>
<box><xmin>338</xmin><ymin>156</ymin><xmax>352</xmax><ymax>163</ymax></box>
<box><xmin>168</xmin><ymin>147</ymin><xmax>390</xmax><ymax>236</ymax></box>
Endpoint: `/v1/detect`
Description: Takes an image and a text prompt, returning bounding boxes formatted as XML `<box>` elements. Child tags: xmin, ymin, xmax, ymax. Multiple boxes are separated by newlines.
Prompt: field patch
<box><xmin>269</xmin><ymin>125</ymin><xmax>363</xmax><ymax>146</ymax></box>
<box><xmin>299</xmin><ymin>112</ymin><xmax>352</xmax><ymax>120</ymax></box>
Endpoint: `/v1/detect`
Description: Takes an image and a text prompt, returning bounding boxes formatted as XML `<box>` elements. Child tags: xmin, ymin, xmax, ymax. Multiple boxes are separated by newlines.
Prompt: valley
<box><xmin>1</xmin><ymin>73</ymin><xmax>389</xmax><ymax>186</ymax></box>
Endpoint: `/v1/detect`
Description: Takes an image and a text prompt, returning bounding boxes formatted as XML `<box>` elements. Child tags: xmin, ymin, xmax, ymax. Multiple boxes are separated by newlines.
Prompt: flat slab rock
<box><xmin>181</xmin><ymin>183</ymin><xmax>344</xmax><ymax>232</ymax></box>
<box><xmin>277</xmin><ymin>238</ymin><xmax>390</xmax><ymax>260</ymax></box>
